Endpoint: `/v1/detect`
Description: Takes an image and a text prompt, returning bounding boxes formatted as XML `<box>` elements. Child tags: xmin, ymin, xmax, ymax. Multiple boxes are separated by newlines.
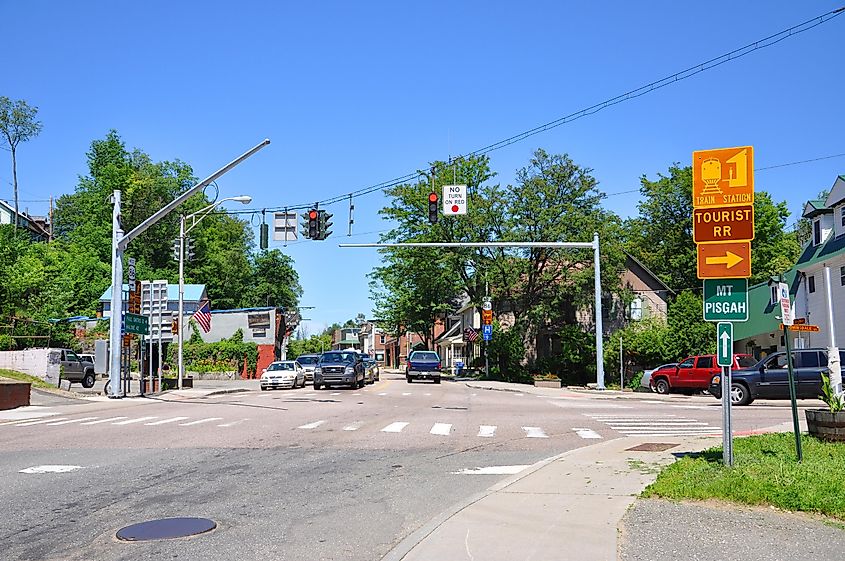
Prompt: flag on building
<box><xmin>463</xmin><ymin>327</ymin><xmax>478</xmax><ymax>342</ymax></box>
<box><xmin>193</xmin><ymin>301</ymin><xmax>212</xmax><ymax>333</ymax></box>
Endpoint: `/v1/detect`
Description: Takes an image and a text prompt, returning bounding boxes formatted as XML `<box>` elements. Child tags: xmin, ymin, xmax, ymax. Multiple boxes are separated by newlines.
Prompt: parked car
<box><xmin>406</xmin><ymin>350</ymin><xmax>441</xmax><ymax>384</ymax></box>
<box><xmin>58</xmin><ymin>349</ymin><xmax>96</xmax><ymax>388</ymax></box>
<box><xmin>709</xmin><ymin>348</ymin><xmax>845</xmax><ymax>406</ymax></box>
<box><xmin>650</xmin><ymin>354</ymin><xmax>756</xmax><ymax>395</ymax></box>
<box><xmin>366</xmin><ymin>357</ymin><xmax>380</xmax><ymax>382</ymax></box>
<box><xmin>640</xmin><ymin>363</ymin><xmax>677</xmax><ymax>391</ymax></box>
<box><xmin>359</xmin><ymin>354</ymin><xmax>378</xmax><ymax>384</ymax></box>
<box><xmin>314</xmin><ymin>351</ymin><xmax>365</xmax><ymax>390</ymax></box>
<box><xmin>295</xmin><ymin>354</ymin><xmax>320</xmax><ymax>382</ymax></box>
<box><xmin>260</xmin><ymin>361</ymin><xmax>306</xmax><ymax>390</ymax></box>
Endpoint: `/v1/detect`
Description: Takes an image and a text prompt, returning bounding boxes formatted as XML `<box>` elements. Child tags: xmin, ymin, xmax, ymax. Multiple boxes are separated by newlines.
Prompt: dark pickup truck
<box><xmin>406</xmin><ymin>350</ymin><xmax>441</xmax><ymax>384</ymax></box>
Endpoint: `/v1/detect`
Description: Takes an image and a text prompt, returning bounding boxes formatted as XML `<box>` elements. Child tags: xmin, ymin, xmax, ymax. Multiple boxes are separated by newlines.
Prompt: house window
<box><xmin>379</xmin><ymin>334</ymin><xmax>385</xmax><ymax>344</ymax></box>
<box><xmin>808</xmin><ymin>275</ymin><xmax>815</xmax><ymax>293</ymax></box>
<box><xmin>841</xmin><ymin>207</ymin><xmax>845</xmax><ymax>228</ymax></box>
<box><xmin>841</xmin><ymin>267</ymin><xmax>845</xmax><ymax>287</ymax></box>
<box><xmin>813</xmin><ymin>219</ymin><xmax>822</xmax><ymax>246</ymax></box>
<box><xmin>629</xmin><ymin>297</ymin><xmax>643</xmax><ymax>321</ymax></box>
<box><xmin>770</xmin><ymin>285</ymin><xmax>778</xmax><ymax>305</ymax></box>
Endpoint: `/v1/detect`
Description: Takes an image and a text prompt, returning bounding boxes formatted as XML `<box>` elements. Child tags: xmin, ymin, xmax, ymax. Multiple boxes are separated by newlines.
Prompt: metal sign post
<box><xmin>717</xmin><ymin>322</ymin><xmax>734</xmax><ymax>465</ymax></box>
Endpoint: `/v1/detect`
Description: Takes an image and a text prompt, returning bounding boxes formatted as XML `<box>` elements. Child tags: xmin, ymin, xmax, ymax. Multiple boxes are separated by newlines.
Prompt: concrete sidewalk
<box><xmin>383</xmin><ymin>435</ymin><xmax>719</xmax><ymax>561</ymax></box>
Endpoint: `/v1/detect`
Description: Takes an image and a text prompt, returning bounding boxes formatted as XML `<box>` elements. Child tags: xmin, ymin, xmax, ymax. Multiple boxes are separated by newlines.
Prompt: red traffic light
<box><xmin>308</xmin><ymin>210</ymin><xmax>318</xmax><ymax>220</ymax></box>
<box><xmin>428</xmin><ymin>192</ymin><xmax>438</xmax><ymax>203</ymax></box>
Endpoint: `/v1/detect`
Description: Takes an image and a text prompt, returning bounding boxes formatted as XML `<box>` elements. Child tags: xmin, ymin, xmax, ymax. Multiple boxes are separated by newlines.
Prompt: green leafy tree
<box><xmin>0</xmin><ymin>97</ymin><xmax>43</xmax><ymax>232</ymax></box>
<box><xmin>287</xmin><ymin>333</ymin><xmax>332</xmax><ymax>358</ymax></box>
<box><xmin>245</xmin><ymin>249</ymin><xmax>302</xmax><ymax>309</ymax></box>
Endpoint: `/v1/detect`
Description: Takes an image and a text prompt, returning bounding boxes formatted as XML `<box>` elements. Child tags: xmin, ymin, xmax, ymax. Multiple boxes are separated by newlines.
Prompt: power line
<box><xmin>756</xmin><ymin>152</ymin><xmax>845</xmax><ymax>172</ymax></box>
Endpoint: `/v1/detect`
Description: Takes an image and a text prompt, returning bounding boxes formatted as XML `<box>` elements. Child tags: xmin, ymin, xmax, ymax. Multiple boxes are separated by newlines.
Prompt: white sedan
<box><xmin>260</xmin><ymin>361</ymin><xmax>306</xmax><ymax>390</ymax></box>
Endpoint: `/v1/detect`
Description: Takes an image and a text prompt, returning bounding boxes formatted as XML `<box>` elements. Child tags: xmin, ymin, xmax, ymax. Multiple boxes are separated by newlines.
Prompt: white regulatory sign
<box><xmin>778</xmin><ymin>282</ymin><xmax>793</xmax><ymax>326</ymax></box>
<box><xmin>442</xmin><ymin>184</ymin><xmax>467</xmax><ymax>215</ymax></box>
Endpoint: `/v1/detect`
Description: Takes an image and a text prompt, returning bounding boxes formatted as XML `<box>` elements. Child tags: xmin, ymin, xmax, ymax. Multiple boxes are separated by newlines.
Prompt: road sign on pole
<box><xmin>703</xmin><ymin>279</ymin><xmax>748</xmax><ymax>322</ymax></box>
<box><xmin>442</xmin><ymin>184</ymin><xmax>467</xmax><ymax>215</ymax></box>
<box><xmin>717</xmin><ymin>322</ymin><xmax>733</xmax><ymax>367</ymax></box>
<box><xmin>124</xmin><ymin>312</ymin><xmax>149</xmax><ymax>335</ymax></box>
<box><xmin>482</xmin><ymin>324</ymin><xmax>492</xmax><ymax>340</ymax></box>
<box><xmin>778</xmin><ymin>282</ymin><xmax>793</xmax><ymax>326</ymax></box>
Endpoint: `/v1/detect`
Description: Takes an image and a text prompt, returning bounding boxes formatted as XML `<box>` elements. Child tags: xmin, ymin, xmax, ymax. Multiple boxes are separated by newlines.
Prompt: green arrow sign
<box><xmin>703</xmin><ymin>279</ymin><xmax>748</xmax><ymax>322</ymax></box>
<box><xmin>717</xmin><ymin>322</ymin><xmax>733</xmax><ymax>367</ymax></box>
<box><xmin>124</xmin><ymin>312</ymin><xmax>149</xmax><ymax>335</ymax></box>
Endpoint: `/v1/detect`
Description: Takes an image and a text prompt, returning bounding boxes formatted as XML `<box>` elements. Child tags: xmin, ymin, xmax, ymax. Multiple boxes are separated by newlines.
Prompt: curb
<box><xmin>205</xmin><ymin>388</ymin><xmax>253</xmax><ymax>397</ymax></box>
<box><xmin>379</xmin><ymin>440</ymin><xmax>619</xmax><ymax>561</ymax></box>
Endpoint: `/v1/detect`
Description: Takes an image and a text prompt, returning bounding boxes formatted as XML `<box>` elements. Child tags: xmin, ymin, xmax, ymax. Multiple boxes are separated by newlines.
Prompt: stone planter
<box><xmin>534</xmin><ymin>379</ymin><xmax>562</xmax><ymax>389</ymax></box>
<box><xmin>806</xmin><ymin>409</ymin><xmax>845</xmax><ymax>442</ymax></box>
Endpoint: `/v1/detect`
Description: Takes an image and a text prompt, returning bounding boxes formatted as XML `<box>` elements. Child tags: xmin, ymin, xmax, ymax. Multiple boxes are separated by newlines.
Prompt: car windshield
<box><xmin>411</xmin><ymin>351</ymin><xmax>438</xmax><ymax>361</ymax></box>
<box><xmin>297</xmin><ymin>356</ymin><xmax>318</xmax><ymax>365</ymax></box>
<box><xmin>320</xmin><ymin>352</ymin><xmax>355</xmax><ymax>364</ymax></box>
<box><xmin>268</xmin><ymin>362</ymin><xmax>295</xmax><ymax>371</ymax></box>
<box><xmin>736</xmin><ymin>356</ymin><xmax>757</xmax><ymax>368</ymax></box>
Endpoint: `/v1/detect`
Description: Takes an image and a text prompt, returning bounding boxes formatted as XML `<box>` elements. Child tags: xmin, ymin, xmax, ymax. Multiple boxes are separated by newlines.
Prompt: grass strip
<box><xmin>0</xmin><ymin>368</ymin><xmax>53</xmax><ymax>389</ymax></box>
<box><xmin>644</xmin><ymin>433</ymin><xmax>845</xmax><ymax>520</ymax></box>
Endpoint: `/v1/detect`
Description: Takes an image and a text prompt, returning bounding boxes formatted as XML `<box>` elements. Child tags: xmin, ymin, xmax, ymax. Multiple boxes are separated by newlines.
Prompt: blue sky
<box><xmin>3</xmin><ymin>1</ymin><xmax>843</xmax><ymax>334</ymax></box>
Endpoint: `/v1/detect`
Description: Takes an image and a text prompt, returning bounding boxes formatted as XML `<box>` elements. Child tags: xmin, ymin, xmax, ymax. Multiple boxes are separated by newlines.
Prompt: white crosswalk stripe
<box><xmin>573</xmin><ymin>428</ymin><xmax>602</xmax><ymax>439</ymax></box>
<box><xmin>477</xmin><ymin>425</ymin><xmax>497</xmax><ymax>438</ymax></box>
<box><xmin>113</xmin><ymin>416</ymin><xmax>159</xmax><ymax>425</ymax></box>
<box><xmin>430</xmin><ymin>423</ymin><xmax>452</xmax><ymax>436</ymax></box>
<box><xmin>584</xmin><ymin>413</ymin><xmax>721</xmax><ymax>436</ymax></box>
<box><xmin>381</xmin><ymin>422</ymin><xmax>409</xmax><ymax>433</ymax></box>
<box><xmin>46</xmin><ymin>417</ymin><xmax>99</xmax><ymax>426</ymax></box>
<box><xmin>14</xmin><ymin>418</ymin><xmax>69</xmax><ymax>427</ymax></box>
<box><xmin>343</xmin><ymin>422</ymin><xmax>363</xmax><ymax>431</ymax></box>
<box><xmin>179</xmin><ymin>417</ymin><xmax>223</xmax><ymax>426</ymax></box>
<box><xmin>80</xmin><ymin>416</ymin><xmax>128</xmax><ymax>425</ymax></box>
<box><xmin>217</xmin><ymin>419</ymin><xmax>248</xmax><ymax>427</ymax></box>
<box><xmin>145</xmin><ymin>417</ymin><xmax>190</xmax><ymax>426</ymax></box>
<box><xmin>522</xmin><ymin>426</ymin><xmax>548</xmax><ymax>438</ymax></box>
<box><xmin>298</xmin><ymin>420</ymin><xmax>326</xmax><ymax>429</ymax></box>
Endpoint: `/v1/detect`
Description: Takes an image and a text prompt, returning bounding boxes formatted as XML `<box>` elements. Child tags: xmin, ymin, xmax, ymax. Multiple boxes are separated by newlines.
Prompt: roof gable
<box><xmin>825</xmin><ymin>176</ymin><xmax>845</xmax><ymax>208</ymax></box>
<box><xmin>803</xmin><ymin>199</ymin><xmax>829</xmax><ymax>219</ymax></box>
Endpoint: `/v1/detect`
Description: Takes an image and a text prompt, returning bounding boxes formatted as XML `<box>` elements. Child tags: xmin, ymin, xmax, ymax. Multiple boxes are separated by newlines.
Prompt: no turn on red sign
<box><xmin>442</xmin><ymin>184</ymin><xmax>467</xmax><ymax>215</ymax></box>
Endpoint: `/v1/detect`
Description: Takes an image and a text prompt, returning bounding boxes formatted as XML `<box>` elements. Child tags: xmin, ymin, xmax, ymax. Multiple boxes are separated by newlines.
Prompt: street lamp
<box><xmin>177</xmin><ymin>195</ymin><xmax>252</xmax><ymax>389</ymax></box>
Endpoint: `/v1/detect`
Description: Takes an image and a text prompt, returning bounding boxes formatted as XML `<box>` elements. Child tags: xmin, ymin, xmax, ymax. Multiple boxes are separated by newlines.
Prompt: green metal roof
<box><xmin>735</xmin><ymin>234</ymin><xmax>845</xmax><ymax>340</ymax></box>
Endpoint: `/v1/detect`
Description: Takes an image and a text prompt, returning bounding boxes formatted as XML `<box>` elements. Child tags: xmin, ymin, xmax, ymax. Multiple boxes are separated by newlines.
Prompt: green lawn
<box><xmin>644</xmin><ymin>433</ymin><xmax>845</xmax><ymax>519</ymax></box>
<box><xmin>0</xmin><ymin>368</ymin><xmax>53</xmax><ymax>389</ymax></box>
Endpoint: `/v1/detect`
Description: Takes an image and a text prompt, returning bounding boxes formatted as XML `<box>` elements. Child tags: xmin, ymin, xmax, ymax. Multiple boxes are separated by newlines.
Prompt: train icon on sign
<box><xmin>693</xmin><ymin>146</ymin><xmax>754</xmax><ymax>208</ymax></box>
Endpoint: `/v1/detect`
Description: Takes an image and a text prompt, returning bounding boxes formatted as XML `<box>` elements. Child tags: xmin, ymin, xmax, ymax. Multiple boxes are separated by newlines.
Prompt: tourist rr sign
<box><xmin>703</xmin><ymin>279</ymin><xmax>748</xmax><ymax>322</ymax></box>
<box><xmin>717</xmin><ymin>322</ymin><xmax>733</xmax><ymax>367</ymax></box>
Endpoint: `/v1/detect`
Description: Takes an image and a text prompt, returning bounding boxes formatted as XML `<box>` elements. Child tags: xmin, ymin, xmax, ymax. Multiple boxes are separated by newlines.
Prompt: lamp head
<box><xmin>232</xmin><ymin>196</ymin><xmax>252</xmax><ymax>204</ymax></box>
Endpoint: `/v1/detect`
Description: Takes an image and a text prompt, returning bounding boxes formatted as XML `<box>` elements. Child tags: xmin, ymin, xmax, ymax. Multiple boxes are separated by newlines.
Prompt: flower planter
<box><xmin>806</xmin><ymin>409</ymin><xmax>845</xmax><ymax>442</ymax></box>
<box><xmin>534</xmin><ymin>379</ymin><xmax>562</xmax><ymax>389</ymax></box>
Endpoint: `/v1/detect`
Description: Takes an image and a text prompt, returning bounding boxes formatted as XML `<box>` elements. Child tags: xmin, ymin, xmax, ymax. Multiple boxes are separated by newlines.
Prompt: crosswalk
<box><xmin>2</xmin><ymin>414</ymin><xmax>249</xmax><ymax>429</ymax></box>
<box><xmin>583</xmin><ymin>413</ymin><xmax>721</xmax><ymax>436</ymax></box>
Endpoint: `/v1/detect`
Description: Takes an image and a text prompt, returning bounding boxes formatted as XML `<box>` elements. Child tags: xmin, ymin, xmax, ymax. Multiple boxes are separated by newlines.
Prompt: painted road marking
<box><xmin>144</xmin><ymin>417</ymin><xmax>190</xmax><ymax>426</ymax></box>
<box><xmin>343</xmin><ymin>422</ymin><xmax>363</xmax><ymax>431</ymax></box>
<box><xmin>477</xmin><ymin>425</ymin><xmax>497</xmax><ymax>438</ymax></box>
<box><xmin>381</xmin><ymin>422</ymin><xmax>409</xmax><ymax>433</ymax></box>
<box><xmin>298</xmin><ymin>420</ymin><xmax>326</xmax><ymax>429</ymax></box>
<box><xmin>113</xmin><ymin>417</ymin><xmax>159</xmax><ymax>425</ymax></box>
<box><xmin>522</xmin><ymin>426</ymin><xmax>548</xmax><ymax>438</ymax></box>
<box><xmin>548</xmin><ymin>401</ymin><xmax>631</xmax><ymax>409</ymax></box>
<box><xmin>217</xmin><ymin>419</ymin><xmax>249</xmax><ymax>427</ymax></box>
<box><xmin>430</xmin><ymin>423</ymin><xmax>452</xmax><ymax>436</ymax></box>
<box><xmin>402</xmin><ymin>392</ymin><xmax>412</xmax><ymax>396</ymax></box>
<box><xmin>573</xmin><ymin>428</ymin><xmax>602</xmax><ymax>439</ymax></box>
<box><xmin>46</xmin><ymin>417</ymin><xmax>99</xmax><ymax>426</ymax></box>
<box><xmin>330</xmin><ymin>392</ymin><xmax>341</xmax><ymax>396</ymax></box>
<box><xmin>0</xmin><ymin>406</ymin><xmax>57</xmax><ymax>421</ymax></box>
<box><xmin>179</xmin><ymin>417</ymin><xmax>223</xmax><ymax>426</ymax></box>
<box><xmin>378</xmin><ymin>393</ymin><xmax>387</xmax><ymax>396</ymax></box>
<box><xmin>20</xmin><ymin>465</ymin><xmax>84</xmax><ymax>474</ymax></box>
<box><xmin>454</xmin><ymin>465</ymin><xmax>530</xmax><ymax>475</ymax></box>
<box><xmin>80</xmin><ymin>417</ymin><xmax>128</xmax><ymax>425</ymax></box>
<box><xmin>14</xmin><ymin>418</ymin><xmax>69</xmax><ymax>427</ymax></box>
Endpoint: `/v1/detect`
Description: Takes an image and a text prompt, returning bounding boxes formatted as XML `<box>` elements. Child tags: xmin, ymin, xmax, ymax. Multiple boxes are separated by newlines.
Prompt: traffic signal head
<box><xmin>428</xmin><ymin>192</ymin><xmax>438</xmax><ymax>224</ymax></box>
<box><xmin>260</xmin><ymin>223</ymin><xmax>269</xmax><ymax>249</ymax></box>
<box><xmin>308</xmin><ymin>209</ymin><xmax>319</xmax><ymax>239</ymax></box>
<box><xmin>318</xmin><ymin>211</ymin><xmax>333</xmax><ymax>240</ymax></box>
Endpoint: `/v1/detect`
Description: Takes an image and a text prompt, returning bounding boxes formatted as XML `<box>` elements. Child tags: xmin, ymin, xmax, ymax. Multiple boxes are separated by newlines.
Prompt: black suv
<box><xmin>709</xmin><ymin>348</ymin><xmax>844</xmax><ymax>405</ymax></box>
<box><xmin>314</xmin><ymin>351</ymin><xmax>365</xmax><ymax>390</ymax></box>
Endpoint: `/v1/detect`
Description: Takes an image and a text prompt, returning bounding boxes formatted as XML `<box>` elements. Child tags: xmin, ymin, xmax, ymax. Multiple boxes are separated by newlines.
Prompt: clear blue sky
<box><xmin>3</xmin><ymin>1</ymin><xmax>843</xmax><ymax>334</ymax></box>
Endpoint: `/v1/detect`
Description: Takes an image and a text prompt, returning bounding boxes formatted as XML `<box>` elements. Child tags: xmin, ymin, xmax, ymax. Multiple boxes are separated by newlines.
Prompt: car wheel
<box><xmin>261</xmin><ymin>386</ymin><xmax>267</xmax><ymax>391</ymax></box>
<box><xmin>406</xmin><ymin>376</ymin><xmax>413</xmax><ymax>383</ymax></box>
<box><xmin>314</xmin><ymin>382</ymin><xmax>322</xmax><ymax>390</ymax></box>
<box><xmin>358</xmin><ymin>377</ymin><xmax>365</xmax><ymax>389</ymax></box>
<box><xmin>730</xmin><ymin>382</ymin><xmax>752</xmax><ymax>406</ymax></box>
<box><xmin>82</xmin><ymin>373</ymin><xmax>95</xmax><ymax>388</ymax></box>
<box><xmin>654</xmin><ymin>378</ymin><xmax>670</xmax><ymax>395</ymax></box>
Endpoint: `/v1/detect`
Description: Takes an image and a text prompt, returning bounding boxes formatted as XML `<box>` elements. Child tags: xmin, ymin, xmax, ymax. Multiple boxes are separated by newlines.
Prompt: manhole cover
<box><xmin>626</xmin><ymin>443</ymin><xmax>678</xmax><ymax>452</ymax></box>
<box><xmin>116</xmin><ymin>517</ymin><xmax>217</xmax><ymax>541</ymax></box>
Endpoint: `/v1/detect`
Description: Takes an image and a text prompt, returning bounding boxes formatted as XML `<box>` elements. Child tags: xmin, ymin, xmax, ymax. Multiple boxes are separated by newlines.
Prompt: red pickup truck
<box><xmin>650</xmin><ymin>354</ymin><xmax>756</xmax><ymax>395</ymax></box>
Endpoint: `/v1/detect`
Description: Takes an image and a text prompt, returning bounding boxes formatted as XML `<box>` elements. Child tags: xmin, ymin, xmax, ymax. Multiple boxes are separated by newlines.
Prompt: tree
<box><xmin>245</xmin><ymin>250</ymin><xmax>302</xmax><ymax>309</ymax></box>
<box><xmin>0</xmin><ymin>97</ymin><xmax>43</xmax><ymax>231</ymax></box>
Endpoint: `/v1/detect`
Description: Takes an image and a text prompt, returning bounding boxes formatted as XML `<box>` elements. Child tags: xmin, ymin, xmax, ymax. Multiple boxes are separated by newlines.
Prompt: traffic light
<box><xmin>300</xmin><ymin>211</ymin><xmax>312</xmax><ymax>239</ymax></box>
<box><xmin>184</xmin><ymin>236</ymin><xmax>195</xmax><ymax>261</ymax></box>
<box><xmin>172</xmin><ymin>239</ymin><xmax>180</xmax><ymax>262</ymax></box>
<box><xmin>318</xmin><ymin>211</ymin><xmax>333</xmax><ymax>240</ymax></box>
<box><xmin>308</xmin><ymin>209</ymin><xmax>319</xmax><ymax>239</ymax></box>
<box><xmin>428</xmin><ymin>192</ymin><xmax>439</xmax><ymax>224</ymax></box>
<box><xmin>260</xmin><ymin>223</ymin><xmax>269</xmax><ymax>249</ymax></box>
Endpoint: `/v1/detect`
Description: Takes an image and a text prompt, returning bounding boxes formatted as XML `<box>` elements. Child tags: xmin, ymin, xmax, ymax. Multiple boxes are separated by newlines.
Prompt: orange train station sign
<box><xmin>697</xmin><ymin>241</ymin><xmax>751</xmax><ymax>279</ymax></box>
<box><xmin>693</xmin><ymin>146</ymin><xmax>754</xmax><ymax>209</ymax></box>
<box><xmin>693</xmin><ymin>205</ymin><xmax>755</xmax><ymax>243</ymax></box>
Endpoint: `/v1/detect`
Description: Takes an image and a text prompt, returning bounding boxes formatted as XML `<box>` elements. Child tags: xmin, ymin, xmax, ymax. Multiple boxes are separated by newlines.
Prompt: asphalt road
<box><xmin>0</xmin><ymin>374</ymin><xmax>818</xmax><ymax>561</ymax></box>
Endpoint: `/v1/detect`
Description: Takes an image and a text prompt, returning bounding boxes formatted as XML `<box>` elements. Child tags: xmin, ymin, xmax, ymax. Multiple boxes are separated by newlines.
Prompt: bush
<box><xmin>0</xmin><ymin>334</ymin><xmax>16</xmax><ymax>351</ymax></box>
<box><xmin>168</xmin><ymin>327</ymin><xmax>259</xmax><ymax>374</ymax></box>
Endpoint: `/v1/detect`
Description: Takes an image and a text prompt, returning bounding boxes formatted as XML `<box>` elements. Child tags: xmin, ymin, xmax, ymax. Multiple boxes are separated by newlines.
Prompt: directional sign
<box><xmin>692</xmin><ymin>146</ymin><xmax>754</xmax><ymax>209</ymax></box>
<box><xmin>780</xmin><ymin>324</ymin><xmax>820</xmax><ymax>332</ymax></box>
<box><xmin>697</xmin><ymin>242</ymin><xmax>751</xmax><ymax>279</ymax></box>
<box><xmin>124</xmin><ymin>312</ymin><xmax>149</xmax><ymax>335</ymax></box>
<box><xmin>442</xmin><ymin>184</ymin><xmax>467</xmax><ymax>215</ymax></box>
<box><xmin>717</xmin><ymin>322</ymin><xmax>733</xmax><ymax>367</ymax></box>
<box><xmin>703</xmin><ymin>279</ymin><xmax>748</xmax><ymax>322</ymax></box>
<box><xmin>482</xmin><ymin>309</ymin><xmax>493</xmax><ymax>325</ymax></box>
<box><xmin>693</xmin><ymin>205</ymin><xmax>754</xmax><ymax>244</ymax></box>
<box><xmin>482</xmin><ymin>324</ymin><xmax>493</xmax><ymax>340</ymax></box>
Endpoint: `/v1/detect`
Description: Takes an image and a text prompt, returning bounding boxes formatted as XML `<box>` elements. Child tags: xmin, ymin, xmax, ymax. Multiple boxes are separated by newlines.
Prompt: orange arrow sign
<box><xmin>705</xmin><ymin>251</ymin><xmax>744</xmax><ymax>269</ymax></box>
<box><xmin>697</xmin><ymin>242</ymin><xmax>751</xmax><ymax>279</ymax></box>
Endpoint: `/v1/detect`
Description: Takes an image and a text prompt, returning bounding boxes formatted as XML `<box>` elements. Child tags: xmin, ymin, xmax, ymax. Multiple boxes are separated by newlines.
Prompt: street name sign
<box><xmin>442</xmin><ymin>184</ymin><xmax>467</xmax><ymax>215</ymax></box>
<box><xmin>717</xmin><ymin>322</ymin><xmax>733</xmax><ymax>367</ymax></box>
<box><xmin>703</xmin><ymin>279</ymin><xmax>748</xmax><ymax>321</ymax></box>
<box><xmin>124</xmin><ymin>312</ymin><xmax>149</xmax><ymax>335</ymax></box>
<box><xmin>780</xmin><ymin>324</ymin><xmax>820</xmax><ymax>332</ymax></box>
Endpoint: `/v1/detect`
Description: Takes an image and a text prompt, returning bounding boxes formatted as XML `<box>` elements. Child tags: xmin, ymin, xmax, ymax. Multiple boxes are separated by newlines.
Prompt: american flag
<box><xmin>193</xmin><ymin>301</ymin><xmax>212</xmax><ymax>333</ymax></box>
<box><xmin>463</xmin><ymin>327</ymin><xmax>478</xmax><ymax>342</ymax></box>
